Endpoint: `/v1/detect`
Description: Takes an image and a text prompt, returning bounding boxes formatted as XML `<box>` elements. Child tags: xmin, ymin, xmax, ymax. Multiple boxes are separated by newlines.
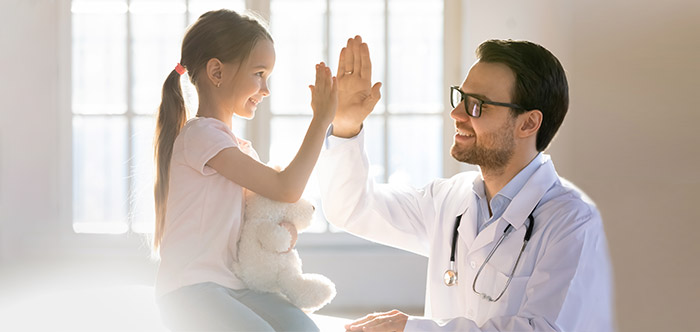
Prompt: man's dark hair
<box><xmin>476</xmin><ymin>40</ymin><xmax>569</xmax><ymax>151</ymax></box>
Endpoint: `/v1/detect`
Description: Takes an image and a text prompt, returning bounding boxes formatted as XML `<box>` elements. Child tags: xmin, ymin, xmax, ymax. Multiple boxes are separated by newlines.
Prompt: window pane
<box><xmin>363</xmin><ymin>115</ymin><xmax>386</xmax><ymax>182</ymax></box>
<box><xmin>72</xmin><ymin>0</ymin><xmax>128</xmax><ymax>115</ymax></box>
<box><xmin>388</xmin><ymin>115</ymin><xmax>442</xmax><ymax>188</ymax></box>
<box><xmin>329</xmin><ymin>0</ymin><xmax>386</xmax><ymax>103</ymax></box>
<box><xmin>388</xmin><ymin>0</ymin><xmax>443</xmax><ymax>114</ymax></box>
<box><xmin>72</xmin><ymin>116</ymin><xmax>128</xmax><ymax>233</ymax></box>
<box><xmin>270</xmin><ymin>0</ymin><xmax>325</xmax><ymax>115</ymax></box>
<box><xmin>269</xmin><ymin>116</ymin><xmax>327</xmax><ymax>232</ymax></box>
<box><xmin>188</xmin><ymin>0</ymin><xmax>245</xmax><ymax>24</ymax></box>
<box><xmin>130</xmin><ymin>116</ymin><xmax>156</xmax><ymax>233</ymax></box>
<box><xmin>131</xmin><ymin>0</ymin><xmax>187</xmax><ymax>114</ymax></box>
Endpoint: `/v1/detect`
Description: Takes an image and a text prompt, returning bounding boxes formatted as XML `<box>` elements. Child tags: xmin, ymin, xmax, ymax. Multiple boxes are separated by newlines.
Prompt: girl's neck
<box><xmin>197</xmin><ymin>100</ymin><xmax>232</xmax><ymax>128</ymax></box>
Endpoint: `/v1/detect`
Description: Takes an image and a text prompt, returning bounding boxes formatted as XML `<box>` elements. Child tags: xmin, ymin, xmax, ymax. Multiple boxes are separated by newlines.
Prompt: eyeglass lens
<box><xmin>451</xmin><ymin>88</ymin><xmax>481</xmax><ymax>117</ymax></box>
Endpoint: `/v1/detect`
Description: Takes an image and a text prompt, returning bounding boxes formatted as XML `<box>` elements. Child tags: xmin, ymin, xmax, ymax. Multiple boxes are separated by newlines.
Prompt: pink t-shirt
<box><xmin>156</xmin><ymin>117</ymin><xmax>258</xmax><ymax>297</ymax></box>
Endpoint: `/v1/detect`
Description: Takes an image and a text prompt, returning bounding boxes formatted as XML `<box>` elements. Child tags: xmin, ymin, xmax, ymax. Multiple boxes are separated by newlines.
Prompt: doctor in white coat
<box><xmin>317</xmin><ymin>36</ymin><xmax>614</xmax><ymax>331</ymax></box>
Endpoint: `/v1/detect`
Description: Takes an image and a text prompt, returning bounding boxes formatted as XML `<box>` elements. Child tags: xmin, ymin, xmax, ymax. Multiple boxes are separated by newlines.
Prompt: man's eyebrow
<box><xmin>252</xmin><ymin>64</ymin><xmax>268</xmax><ymax>70</ymax></box>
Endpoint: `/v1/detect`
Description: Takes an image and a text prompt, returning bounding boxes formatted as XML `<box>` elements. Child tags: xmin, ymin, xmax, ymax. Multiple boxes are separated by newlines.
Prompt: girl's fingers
<box><xmin>315</xmin><ymin>63</ymin><xmax>323</xmax><ymax>86</ymax></box>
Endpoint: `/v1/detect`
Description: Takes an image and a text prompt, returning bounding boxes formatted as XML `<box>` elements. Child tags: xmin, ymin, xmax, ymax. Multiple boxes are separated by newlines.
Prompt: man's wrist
<box><xmin>331</xmin><ymin>121</ymin><xmax>362</xmax><ymax>138</ymax></box>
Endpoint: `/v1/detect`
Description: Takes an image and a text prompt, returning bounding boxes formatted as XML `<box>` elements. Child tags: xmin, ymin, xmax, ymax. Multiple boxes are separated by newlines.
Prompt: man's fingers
<box><xmin>344</xmin><ymin>312</ymin><xmax>379</xmax><ymax>330</ymax></box>
<box><xmin>338</xmin><ymin>47</ymin><xmax>347</xmax><ymax>78</ymax></box>
<box><xmin>360</xmin><ymin>42</ymin><xmax>372</xmax><ymax>79</ymax></box>
<box><xmin>352</xmin><ymin>36</ymin><xmax>362</xmax><ymax>75</ymax></box>
<box><xmin>344</xmin><ymin>38</ymin><xmax>355</xmax><ymax>74</ymax></box>
<box><xmin>363</xmin><ymin>82</ymin><xmax>382</xmax><ymax>109</ymax></box>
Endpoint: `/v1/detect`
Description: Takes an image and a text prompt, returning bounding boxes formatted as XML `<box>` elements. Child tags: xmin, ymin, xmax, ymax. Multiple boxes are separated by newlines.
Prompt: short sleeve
<box><xmin>182</xmin><ymin>120</ymin><xmax>238</xmax><ymax>176</ymax></box>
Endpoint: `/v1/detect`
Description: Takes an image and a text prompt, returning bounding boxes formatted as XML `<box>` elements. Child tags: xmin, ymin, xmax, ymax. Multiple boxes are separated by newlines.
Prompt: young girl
<box><xmin>153</xmin><ymin>9</ymin><xmax>336</xmax><ymax>331</ymax></box>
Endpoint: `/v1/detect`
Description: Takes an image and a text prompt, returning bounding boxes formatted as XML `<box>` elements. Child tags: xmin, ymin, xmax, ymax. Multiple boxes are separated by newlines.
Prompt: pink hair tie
<box><xmin>174</xmin><ymin>63</ymin><xmax>186</xmax><ymax>75</ymax></box>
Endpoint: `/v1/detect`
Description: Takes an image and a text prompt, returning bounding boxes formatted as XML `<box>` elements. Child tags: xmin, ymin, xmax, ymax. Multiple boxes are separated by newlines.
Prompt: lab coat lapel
<box><xmin>457</xmin><ymin>193</ymin><xmax>478</xmax><ymax>249</ymax></box>
<box><xmin>463</xmin><ymin>157</ymin><xmax>558</xmax><ymax>253</ymax></box>
<box><xmin>501</xmin><ymin>158</ymin><xmax>558</xmax><ymax>228</ymax></box>
<box><xmin>467</xmin><ymin>218</ymin><xmax>506</xmax><ymax>253</ymax></box>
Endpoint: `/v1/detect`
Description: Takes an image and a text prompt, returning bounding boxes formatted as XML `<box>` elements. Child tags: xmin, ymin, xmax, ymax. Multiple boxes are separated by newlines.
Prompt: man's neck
<box><xmin>481</xmin><ymin>150</ymin><xmax>539</xmax><ymax>202</ymax></box>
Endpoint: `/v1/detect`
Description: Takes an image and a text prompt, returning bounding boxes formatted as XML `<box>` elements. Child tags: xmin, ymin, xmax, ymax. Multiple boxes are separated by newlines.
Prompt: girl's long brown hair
<box><xmin>153</xmin><ymin>9</ymin><xmax>272</xmax><ymax>251</ymax></box>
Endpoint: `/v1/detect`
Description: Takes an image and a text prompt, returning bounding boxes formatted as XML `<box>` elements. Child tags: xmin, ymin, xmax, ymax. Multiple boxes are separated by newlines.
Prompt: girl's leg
<box><xmin>230</xmin><ymin>288</ymin><xmax>320</xmax><ymax>332</ymax></box>
<box><xmin>158</xmin><ymin>282</ymin><xmax>274</xmax><ymax>331</ymax></box>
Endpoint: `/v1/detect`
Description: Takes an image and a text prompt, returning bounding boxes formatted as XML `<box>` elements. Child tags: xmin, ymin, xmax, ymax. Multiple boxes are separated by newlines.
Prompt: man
<box><xmin>317</xmin><ymin>36</ymin><xmax>614</xmax><ymax>331</ymax></box>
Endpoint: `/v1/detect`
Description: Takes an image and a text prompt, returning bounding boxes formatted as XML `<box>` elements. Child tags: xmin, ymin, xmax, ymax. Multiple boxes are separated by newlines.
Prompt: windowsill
<box><xmin>296</xmin><ymin>231</ymin><xmax>387</xmax><ymax>249</ymax></box>
<box><xmin>15</xmin><ymin>228</ymin><xmax>391</xmax><ymax>260</ymax></box>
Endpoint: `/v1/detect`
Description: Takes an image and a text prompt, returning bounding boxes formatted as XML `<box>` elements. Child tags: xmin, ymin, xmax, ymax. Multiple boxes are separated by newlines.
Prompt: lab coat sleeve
<box><xmin>317</xmin><ymin>129</ymin><xmax>436</xmax><ymax>256</ymax></box>
<box><xmin>405</xmin><ymin>205</ymin><xmax>613</xmax><ymax>331</ymax></box>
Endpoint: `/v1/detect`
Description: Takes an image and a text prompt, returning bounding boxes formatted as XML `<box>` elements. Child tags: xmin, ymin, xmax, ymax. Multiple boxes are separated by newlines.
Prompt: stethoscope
<box><xmin>443</xmin><ymin>210</ymin><xmax>535</xmax><ymax>302</ymax></box>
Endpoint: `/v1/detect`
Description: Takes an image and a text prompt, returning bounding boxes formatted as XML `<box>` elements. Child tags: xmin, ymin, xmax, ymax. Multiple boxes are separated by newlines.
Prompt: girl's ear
<box><xmin>205</xmin><ymin>58</ymin><xmax>223</xmax><ymax>87</ymax></box>
<box><xmin>517</xmin><ymin>109</ymin><xmax>542</xmax><ymax>139</ymax></box>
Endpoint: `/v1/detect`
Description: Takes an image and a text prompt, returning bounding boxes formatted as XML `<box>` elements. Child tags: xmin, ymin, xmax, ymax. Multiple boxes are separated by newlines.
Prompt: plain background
<box><xmin>1</xmin><ymin>1</ymin><xmax>699</xmax><ymax>331</ymax></box>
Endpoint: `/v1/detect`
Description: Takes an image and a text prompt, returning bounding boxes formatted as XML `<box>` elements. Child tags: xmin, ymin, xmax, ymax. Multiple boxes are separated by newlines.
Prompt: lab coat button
<box><xmin>470</xmin><ymin>261</ymin><xmax>476</xmax><ymax>269</ymax></box>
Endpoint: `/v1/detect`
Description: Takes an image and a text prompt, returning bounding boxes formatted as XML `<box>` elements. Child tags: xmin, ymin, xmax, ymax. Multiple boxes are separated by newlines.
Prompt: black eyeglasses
<box><xmin>450</xmin><ymin>86</ymin><xmax>525</xmax><ymax>118</ymax></box>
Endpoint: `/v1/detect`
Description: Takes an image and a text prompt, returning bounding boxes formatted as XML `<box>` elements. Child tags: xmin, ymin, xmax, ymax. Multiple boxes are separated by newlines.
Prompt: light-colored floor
<box><xmin>0</xmin><ymin>257</ymin><xmax>426</xmax><ymax>331</ymax></box>
<box><xmin>0</xmin><ymin>283</ymin><xmax>351</xmax><ymax>331</ymax></box>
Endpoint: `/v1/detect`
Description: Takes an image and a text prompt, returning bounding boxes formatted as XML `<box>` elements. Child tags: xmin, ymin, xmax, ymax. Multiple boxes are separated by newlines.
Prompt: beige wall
<box><xmin>463</xmin><ymin>1</ymin><xmax>700</xmax><ymax>331</ymax></box>
<box><xmin>571</xmin><ymin>2</ymin><xmax>700</xmax><ymax>331</ymax></box>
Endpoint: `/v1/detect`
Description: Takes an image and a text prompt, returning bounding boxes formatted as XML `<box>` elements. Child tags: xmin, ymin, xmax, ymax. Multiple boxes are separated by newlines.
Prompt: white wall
<box><xmin>0</xmin><ymin>0</ymin><xmax>67</xmax><ymax>259</ymax></box>
<box><xmin>1</xmin><ymin>0</ymin><xmax>699</xmax><ymax>331</ymax></box>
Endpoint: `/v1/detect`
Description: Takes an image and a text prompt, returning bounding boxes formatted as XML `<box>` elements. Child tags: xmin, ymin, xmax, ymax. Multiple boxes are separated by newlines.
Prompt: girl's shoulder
<box><xmin>180</xmin><ymin>117</ymin><xmax>238</xmax><ymax>146</ymax></box>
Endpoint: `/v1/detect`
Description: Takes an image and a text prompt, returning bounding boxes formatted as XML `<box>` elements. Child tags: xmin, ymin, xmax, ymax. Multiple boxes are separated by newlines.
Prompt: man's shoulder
<box><xmin>432</xmin><ymin>170</ymin><xmax>480</xmax><ymax>190</ymax></box>
<box><xmin>539</xmin><ymin>176</ymin><xmax>601</xmax><ymax>225</ymax></box>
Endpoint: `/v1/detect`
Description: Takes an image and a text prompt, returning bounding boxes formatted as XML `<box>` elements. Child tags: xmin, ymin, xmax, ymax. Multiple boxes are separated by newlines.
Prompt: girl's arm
<box><xmin>207</xmin><ymin>62</ymin><xmax>337</xmax><ymax>203</ymax></box>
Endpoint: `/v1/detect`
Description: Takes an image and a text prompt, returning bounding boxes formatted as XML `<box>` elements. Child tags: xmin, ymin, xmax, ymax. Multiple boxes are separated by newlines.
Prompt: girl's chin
<box><xmin>234</xmin><ymin>107</ymin><xmax>256</xmax><ymax>120</ymax></box>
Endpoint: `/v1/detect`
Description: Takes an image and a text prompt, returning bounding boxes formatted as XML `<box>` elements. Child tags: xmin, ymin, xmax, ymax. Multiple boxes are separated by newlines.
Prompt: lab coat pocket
<box><xmin>485</xmin><ymin>271</ymin><xmax>530</xmax><ymax>317</ymax></box>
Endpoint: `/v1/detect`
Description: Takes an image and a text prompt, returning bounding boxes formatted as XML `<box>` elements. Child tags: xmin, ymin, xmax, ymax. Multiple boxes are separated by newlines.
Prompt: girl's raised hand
<box><xmin>309</xmin><ymin>62</ymin><xmax>338</xmax><ymax>126</ymax></box>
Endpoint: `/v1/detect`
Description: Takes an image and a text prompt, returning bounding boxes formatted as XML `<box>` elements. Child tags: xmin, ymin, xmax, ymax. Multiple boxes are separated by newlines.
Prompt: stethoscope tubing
<box><xmin>444</xmin><ymin>209</ymin><xmax>535</xmax><ymax>302</ymax></box>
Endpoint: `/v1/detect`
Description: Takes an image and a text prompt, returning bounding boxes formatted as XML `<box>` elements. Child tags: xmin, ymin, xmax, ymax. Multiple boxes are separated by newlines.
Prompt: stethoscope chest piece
<box><xmin>444</xmin><ymin>267</ymin><xmax>458</xmax><ymax>286</ymax></box>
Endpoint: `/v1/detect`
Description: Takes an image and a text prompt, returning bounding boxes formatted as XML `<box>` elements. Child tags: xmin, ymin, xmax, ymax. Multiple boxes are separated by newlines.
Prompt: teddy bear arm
<box><xmin>258</xmin><ymin>222</ymin><xmax>293</xmax><ymax>253</ymax></box>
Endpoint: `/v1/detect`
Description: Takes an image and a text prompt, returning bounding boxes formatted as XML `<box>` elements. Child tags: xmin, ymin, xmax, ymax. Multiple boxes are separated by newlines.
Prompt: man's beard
<box><xmin>450</xmin><ymin>118</ymin><xmax>516</xmax><ymax>171</ymax></box>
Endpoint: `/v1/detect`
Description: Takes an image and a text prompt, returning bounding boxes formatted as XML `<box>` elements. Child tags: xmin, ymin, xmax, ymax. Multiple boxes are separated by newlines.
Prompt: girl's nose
<box><xmin>260</xmin><ymin>80</ymin><xmax>270</xmax><ymax>96</ymax></box>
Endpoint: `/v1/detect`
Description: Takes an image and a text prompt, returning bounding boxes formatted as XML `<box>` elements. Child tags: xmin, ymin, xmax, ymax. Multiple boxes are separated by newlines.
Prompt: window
<box><xmin>70</xmin><ymin>0</ymin><xmax>444</xmax><ymax>235</ymax></box>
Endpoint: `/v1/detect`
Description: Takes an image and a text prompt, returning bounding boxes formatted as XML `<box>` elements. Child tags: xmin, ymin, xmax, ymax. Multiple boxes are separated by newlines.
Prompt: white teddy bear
<box><xmin>232</xmin><ymin>189</ymin><xmax>336</xmax><ymax>312</ymax></box>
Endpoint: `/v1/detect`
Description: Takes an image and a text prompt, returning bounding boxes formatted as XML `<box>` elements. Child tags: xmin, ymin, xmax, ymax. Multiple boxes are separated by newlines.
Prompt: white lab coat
<box><xmin>317</xmin><ymin>130</ymin><xmax>614</xmax><ymax>331</ymax></box>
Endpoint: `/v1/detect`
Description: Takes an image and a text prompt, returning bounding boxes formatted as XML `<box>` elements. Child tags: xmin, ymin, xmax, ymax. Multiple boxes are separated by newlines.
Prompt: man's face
<box><xmin>449</xmin><ymin>61</ymin><xmax>518</xmax><ymax>171</ymax></box>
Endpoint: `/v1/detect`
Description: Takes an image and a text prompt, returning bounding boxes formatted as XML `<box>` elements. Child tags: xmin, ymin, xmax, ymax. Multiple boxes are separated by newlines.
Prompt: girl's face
<box><xmin>225</xmin><ymin>39</ymin><xmax>276</xmax><ymax>119</ymax></box>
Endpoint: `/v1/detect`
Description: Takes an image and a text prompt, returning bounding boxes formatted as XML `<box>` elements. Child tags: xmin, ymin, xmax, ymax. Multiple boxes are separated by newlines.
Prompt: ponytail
<box><xmin>153</xmin><ymin>68</ymin><xmax>187</xmax><ymax>251</ymax></box>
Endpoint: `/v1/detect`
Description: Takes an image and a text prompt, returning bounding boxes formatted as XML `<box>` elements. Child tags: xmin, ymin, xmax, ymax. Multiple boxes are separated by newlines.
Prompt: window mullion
<box><xmin>126</xmin><ymin>0</ymin><xmax>135</xmax><ymax>231</ymax></box>
<box><xmin>325</xmin><ymin>0</ymin><xmax>330</xmax><ymax>63</ymax></box>
<box><xmin>443</xmin><ymin>0</ymin><xmax>462</xmax><ymax>177</ymax></box>
<box><xmin>383</xmin><ymin>0</ymin><xmax>389</xmax><ymax>183</ymax></box>
<box><xmin>248</xmin><ymin>0</ymin><xmax>272</xmax><ymax>162</ymax></box>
